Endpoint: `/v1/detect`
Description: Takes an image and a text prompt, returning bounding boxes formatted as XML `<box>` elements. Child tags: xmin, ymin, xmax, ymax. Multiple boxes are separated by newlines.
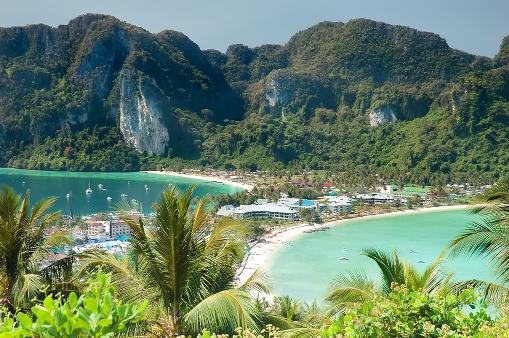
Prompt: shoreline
<box><xmin>235</xmin><ymin>204</ymin><xmax>471</xmax><ymax>287</ymax></box>
<box><xmin>142</xmin><ymin>171</ymin><xmax>254</xmax><ymax>191</ymax></box>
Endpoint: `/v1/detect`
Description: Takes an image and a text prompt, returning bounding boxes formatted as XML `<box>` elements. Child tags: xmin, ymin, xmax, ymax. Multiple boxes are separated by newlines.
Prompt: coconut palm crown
<box><xmin>74</xmin><ymin>185</ymin><xmax>262</xmax><ymax>335</ymax></box>
<box><xmin>0</xmin><ymin>185</ymin><xmax>68</xmax><ymax>312</ymax></box>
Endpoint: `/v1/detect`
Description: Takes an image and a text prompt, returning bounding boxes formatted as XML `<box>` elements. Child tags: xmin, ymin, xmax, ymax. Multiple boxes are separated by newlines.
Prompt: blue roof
<box><xmin>291</xmin><ymin>199</ymin><xmax>315</xmax><ymax>207</ymax></box>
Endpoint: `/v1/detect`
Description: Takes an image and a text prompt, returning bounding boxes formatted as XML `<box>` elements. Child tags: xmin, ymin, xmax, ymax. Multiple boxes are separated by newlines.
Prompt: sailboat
<box><xmin>86</xmin><ymin>178</ymin><xmax>92</xmax><ymax>194</ymax></box>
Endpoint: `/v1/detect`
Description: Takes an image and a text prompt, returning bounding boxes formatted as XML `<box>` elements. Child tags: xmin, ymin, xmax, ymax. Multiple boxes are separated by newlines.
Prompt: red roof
<box><xmin>323</xmin><ymin>182</ymin><xmax>333</xmax><ymax>187</ymax></box>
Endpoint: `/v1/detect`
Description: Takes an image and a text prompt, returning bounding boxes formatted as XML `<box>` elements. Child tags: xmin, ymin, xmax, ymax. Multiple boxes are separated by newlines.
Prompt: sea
<box><xmin>266</xmin><ymin>209</ymin><xmax>496</xmax><ymax>303</ymax></box>
<box><xmin>0</xmin><ymin>168</ymin><xmax>241</xmax><ymax>216</ymax></box>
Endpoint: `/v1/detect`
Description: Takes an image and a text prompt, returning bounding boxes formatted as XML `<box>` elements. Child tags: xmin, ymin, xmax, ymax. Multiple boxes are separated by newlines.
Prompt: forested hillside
<box><xmin>0</xmin><ymin>15</ymin><xmax>508</xmax><ymax>182</ymax></box>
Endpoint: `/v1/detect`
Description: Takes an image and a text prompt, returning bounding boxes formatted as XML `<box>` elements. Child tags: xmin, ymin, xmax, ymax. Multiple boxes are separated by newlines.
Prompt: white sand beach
<box><xmin>143</xmin><ymin>171</ymin><xmax>254</xmax><ymax>191</ymax></box>
<box><xmin>235</xmin><ymin>204</ymin><xmax>471</xmax><ymax>287</ymax></box>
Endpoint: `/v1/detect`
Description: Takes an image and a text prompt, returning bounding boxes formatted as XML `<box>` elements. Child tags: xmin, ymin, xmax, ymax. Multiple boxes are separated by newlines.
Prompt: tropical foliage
<box><xmin>71</xmin><ymin>185</ymin><xmax>263</xmax><ymax>335</ymax></box>
<box><xmin>448</xmin><ymin>181</ymin><xmax>509</xmax><ymax>304</ymax></box>
<box><xmin>0</xmin><ymin>185</ymin><xmax>70</xmax><ymax>312</ymax></box>
<box><xmin>321</xmin><ymin>288</ymin><xmax>497</xmax><ymax>338</ymax></box>
<box><xmin>0</xmin><ymin>272</ymin><xmax>148</xmax><ymax>338</ymax></box>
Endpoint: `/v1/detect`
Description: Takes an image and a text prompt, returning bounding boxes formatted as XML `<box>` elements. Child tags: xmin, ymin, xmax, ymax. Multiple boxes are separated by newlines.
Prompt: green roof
<box><xmin>402</xmin><ymin>187</ymin><xmax>430</xmax><ymax>193</ymax></box>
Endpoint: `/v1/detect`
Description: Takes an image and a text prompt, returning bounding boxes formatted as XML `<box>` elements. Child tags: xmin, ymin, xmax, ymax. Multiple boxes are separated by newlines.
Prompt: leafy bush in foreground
<box><xmin>320</xmin><ymin>287</ymin><xmax>505</xmax><ymax>338</ymax></box>
<box><xmin>0</xmin><ymin>272</ymin><xmax>148</xmax><ymax>338</ymax></box>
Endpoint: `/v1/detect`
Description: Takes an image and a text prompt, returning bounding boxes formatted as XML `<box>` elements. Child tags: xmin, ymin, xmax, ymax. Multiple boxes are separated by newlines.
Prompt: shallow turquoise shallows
<box><xmin>0</xmin><ymin>168</ymin><xmax>242</xmax><ymax>216</ymax></box>
<box><xmin>266</xmin><ymin>209</ymin><xmax>495</xmax><ymax>302</ymax></box>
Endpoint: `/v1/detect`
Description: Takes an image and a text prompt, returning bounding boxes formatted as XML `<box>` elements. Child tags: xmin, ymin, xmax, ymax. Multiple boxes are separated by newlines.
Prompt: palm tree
<box><xmin>325</xmin><ymin>248</ymin><xmax>453</xmax><ymax>315</ymax></box>
<box><xmin>448</xmin><ymin>182</ymin><xmax>509</xmax><ymax>303</ymax></box>
<box><xmin>0</xmin><ymin>185</ymin><xmax>70</xmax><ymax>312</ymax></box>
<box><xmin>73</xmin><ymin>185</ymin><xmax>263</xmax><ymax>335</ymax></box>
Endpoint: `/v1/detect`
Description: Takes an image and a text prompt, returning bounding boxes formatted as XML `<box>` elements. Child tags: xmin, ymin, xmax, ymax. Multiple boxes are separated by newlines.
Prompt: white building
<box><xmin>217</xmin><ymin>200</ymin><xmax>298</xmax><ymax>221</ymax></box>
<box><xmin>328</xmin><ymin>195</ymin><xmax>352</xmax><ymax>213</ymax></box>
<box><xmin>86</xmin><ymin>218</ymin><xmax>133</xmax><ymax>240</ymax></box>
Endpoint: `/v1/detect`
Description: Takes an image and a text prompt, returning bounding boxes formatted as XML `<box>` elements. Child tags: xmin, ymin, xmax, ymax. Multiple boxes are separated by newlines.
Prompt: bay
<box><xmin>0</xmin><ymin>168</ymin><xmax>242</xmax><ymax>216</ymax></box>
<box><xmin>266</xmin><ymin>209</ymin><xmax>495</xmax><ymax>302</ymax></box>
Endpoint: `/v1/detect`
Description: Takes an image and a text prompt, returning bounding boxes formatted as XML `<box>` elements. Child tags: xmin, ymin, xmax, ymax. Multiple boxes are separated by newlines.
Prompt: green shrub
<box><xmin>0</xmin><ymin>272</ymin><xmax>148</xmax><ymax>338</ymax></box>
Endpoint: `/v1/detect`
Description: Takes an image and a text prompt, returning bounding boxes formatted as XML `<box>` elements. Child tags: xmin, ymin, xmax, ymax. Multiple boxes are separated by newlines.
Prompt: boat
<box><xmin>121</xmin><ymin>194</ymin><xmax>128</xmax><ymax>198</ymax></box>
<box><xmin>417</xmin><ymin>260</ymin><xmax>425</xmax><ymax>263</ymax></box>
<box><xmin>408</xmin><ymin>250</ymin><xmax>418</xmax><ymax>253</ymax></box>
<box><xmin>66</xmin><ymin>194</ymin><xmax>70</xmax><ymax>198</ymax></box>
<box><xmin>86</xmin><ymin>178</ymin><xmax>92</xmax><ymax>194</ymax></box>
<box><xmin>145</xmin><ymin>184</ymin><xmax>149</xmax><ymax>191</ymax></box>
<box><xmin>340</xmin><ymin>257</ymin><xmax>349</xmax><ymax>261</ymax></box>
<box><xmin>342</xmin><ymin>247</ymin><xmax>348</xmax><ymax>251</ymax></box>
<box><xmin>98</xmin><ymin>184</ymin><xmax>103</xmax><ymax>190</ymax></box>
<box><xmin>107</xmin><ymin>197</ymin><xmax>112</xmax><ymax>201</ymax></box>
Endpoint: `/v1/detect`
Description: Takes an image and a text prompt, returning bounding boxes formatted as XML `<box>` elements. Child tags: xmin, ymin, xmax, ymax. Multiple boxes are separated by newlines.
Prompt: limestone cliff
<box><xmin>266</xmin><ymin>73</ymin><xmax>292</xmax><ymax>106</ymax></box>
<box><xmin>118</xmin><ymin>69</ymin><xmax>169</xmax><ymax>155</ymax></box>
<box><xmin>369</xmin><ymin>105</ymin><xmax>397</xmax><ymax>126</ymax></box>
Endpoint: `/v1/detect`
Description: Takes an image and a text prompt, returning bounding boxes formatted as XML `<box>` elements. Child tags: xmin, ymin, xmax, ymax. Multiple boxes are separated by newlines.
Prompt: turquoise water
<box><xmin>266</xmin><ymin>209</ymin><xmax>495</xmax><ymax>302</ymax></box>
<box><xmin>0</xmin><ymin>169</ymin><xmax>242</xmax><ymax>216</ymax></box>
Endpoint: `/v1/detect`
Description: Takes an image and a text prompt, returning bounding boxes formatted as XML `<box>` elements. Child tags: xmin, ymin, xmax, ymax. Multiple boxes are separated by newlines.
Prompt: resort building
<box><xmin>328</xmin><ymin>195</ymin><xmax>352</xmax><ymax>213</ymax></box>
<box><xmin>289</xmin><ymin>199</ymin><xmax>318</xmax><ymax>211</ymax></box>
<box><xmin>217</xmin><ymin>200</ymin><xmax>299</xmax><ymax>221</ymax></box>
<box><xmin>86</xmin><ymin>217</ymin><xmax>133</xmax><ymax>240</ymax></box>
<box><xmin>86</xmin><ymin>219</ymin><xmax>111</xmax><ymax>240</ymax></box>
<box><xmin>356</xmin><ymin>194</ymin><xmax>395</xmax><ymax>205</ymax></box>
<box><xmin>110</xmin><ymin>220</ymin><xmax>132</xmax><ymax>238</ymax></box>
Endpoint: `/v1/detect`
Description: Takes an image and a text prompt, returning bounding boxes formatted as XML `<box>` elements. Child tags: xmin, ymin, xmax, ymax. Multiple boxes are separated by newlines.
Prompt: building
<box><xmin>356</xmin><ymin>194</ymin><xmax>394</xmax><ymax>205</ymax></box>
<box><xmin>290</xmin><ymin>199</ymin><xmax>317</xmax><ymax>211</ymax></box>
<box><xmin>328</xmin><ymin>195</ymin><xmax>352</xmax><ymax>213</ymax></box>
<box><xmin>86</xmin><ymin>217</ymin><xmax>133</xmax><ymax>240</ymax></box>
<box><xmin>110</xmin><ymin>220</ymin><xmax>132</xmax><ymax>238</ymax></box>
<box><xmin>217</xmin><ymin>200</ymin><xmax>299</xmax><ymax>221</ymax></box>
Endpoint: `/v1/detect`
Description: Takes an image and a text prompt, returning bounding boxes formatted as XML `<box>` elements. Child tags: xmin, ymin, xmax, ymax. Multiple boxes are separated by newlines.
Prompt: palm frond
<box><xmin>12</xmin><ymin>273</ymin><xmax>43</xmax><ymax>308</ymax></box>
<box><xmin>184</xmin><ymin>289</ymin><xmax>261</xmax><ymax>334</ymax></box>
<box><xmin>280</xmin><ymin>327</ymin><xmax>321</xmax><ymax>338</ymax></box>
<box><xmin>238</xmin><ymin>268</ymin><xmax>272</xmax><ymax>295</ymax></box>
<box><xmin>326</xmin><ymin>269</ymin><xmax>377</xmax><ymax>304</ymax></box>
<box><xmin>450</xmin><ymin>279</ymin><xmax>509</xmax><ymax>306</ymax></box>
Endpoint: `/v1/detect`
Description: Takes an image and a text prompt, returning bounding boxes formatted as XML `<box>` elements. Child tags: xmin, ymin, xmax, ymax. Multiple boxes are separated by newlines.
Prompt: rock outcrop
<box><xmin>369</xmin><ymin>105</ymin><xmax>397</xmax><ymax>126</ymax></box>
<box><xmin>118</xmin><ymin>69</ymin><xmax>169</xmax><ymax>155</ymax></box>
<box><xmin>266</xmin><ymin>75</ymin><xmax>290</xmax><ymax>106</ymax></box>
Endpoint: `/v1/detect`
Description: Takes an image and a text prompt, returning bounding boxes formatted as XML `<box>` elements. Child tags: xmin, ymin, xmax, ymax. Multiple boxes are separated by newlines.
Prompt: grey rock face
<box><xmin>118</xmin><ymin>69</ymin><xmax>169</xmax><ymax>155</ymax></box>
<box><xmin>369</xmin><ymin>105</ymin><xmax>397</xmax><ymax>126</ymax></box>
<box><xmin>266</xmin><ymin>73</ymin><xmax>292</xmax><ymax>106</ymax></box>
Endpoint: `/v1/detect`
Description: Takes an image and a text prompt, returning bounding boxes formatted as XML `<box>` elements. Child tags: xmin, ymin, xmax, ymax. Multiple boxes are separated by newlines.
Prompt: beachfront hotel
<box><xmin>217</xmin><ymin>198</ymin><xmax>300</xmax><ymax>220</ymax></box>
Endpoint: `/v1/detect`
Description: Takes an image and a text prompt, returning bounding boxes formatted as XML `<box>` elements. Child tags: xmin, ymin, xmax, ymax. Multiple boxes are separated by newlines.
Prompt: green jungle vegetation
<box><xmin>0</xmin><ymin>15</ymin><xmax>508</xmax><ymax>185</ymax></box>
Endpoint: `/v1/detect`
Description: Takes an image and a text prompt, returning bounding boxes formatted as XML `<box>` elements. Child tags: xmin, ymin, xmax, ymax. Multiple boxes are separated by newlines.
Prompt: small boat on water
<box><xmin>107</xmin><ymin>197</ymin><xmax>112</xmax><ymax>201</ymax></box>
<box><xmin>340</xmin><ymin>257</ymin><xmax>349</xmax><ymax>261</ymax></box>
<box><xmin>66</xmin><ymin>194</ymin><xmax>70</xmax><ymax>198</ymax></box>
<box><xmin>342</xmin><ymin>247</ymin><xmax>348</xmax><ymax>251</ymax></box>
<box><xmin>417</xmin><ymin>260</ymin><xmax>425</xmax><ymax>263</ymax></box>
<box><xmin>408</xmin><ymin>250</ymin><xmax>418</xmax><ymax>253</ymax></box>
<box><xmin>98</xmin><ymin>184</ymin><xmax>103</xmax><ymax>190</ymax></box>
<box><xmin>121</xmin><ymin>194</ymin><xmax>128</xmax><ymax>198</ymax></box>
<box><xmin>145</xmin><ymin>184</ymin><xmax>149</xmax><ymax>191</ymax></box>
<box><xmin>86</xmin><ymin>178</ymin><xmax>92</xmax><ymax>194</ymax></box>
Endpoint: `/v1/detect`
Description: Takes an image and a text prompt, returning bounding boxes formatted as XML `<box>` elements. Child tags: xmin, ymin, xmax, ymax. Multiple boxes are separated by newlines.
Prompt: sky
<box><xmin>1</xmin><ymin>0</ymin><xmax>508</xmax><ymax>58</ymax></box>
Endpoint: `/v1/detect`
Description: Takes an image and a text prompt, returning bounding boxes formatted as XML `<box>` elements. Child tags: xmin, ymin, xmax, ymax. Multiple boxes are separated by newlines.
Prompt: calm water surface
<box><xmin>0</xmin><ymin>168</ymin><xmax>241</xmax><ymax>216</ymax></box>
<box><xmin>266</xmin><ymin>209</ymin><xmax>495</xmax><ymax>302</ymax></box>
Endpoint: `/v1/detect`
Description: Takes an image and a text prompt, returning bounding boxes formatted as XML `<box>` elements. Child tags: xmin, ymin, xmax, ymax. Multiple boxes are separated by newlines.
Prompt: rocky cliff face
<box><xmin>266</xmin><ymin>76</ymin><xmax>290</xmax><ymax>106</ymax></box>
<box><xmin>118</xmin><ymin>69</ymin><xmax>169</xmax><ymax>155</ymax></box>
<box><xmin>369</xmin><ymin>105</ymin><xmax>397</xmax><ymax>126</ymax></box>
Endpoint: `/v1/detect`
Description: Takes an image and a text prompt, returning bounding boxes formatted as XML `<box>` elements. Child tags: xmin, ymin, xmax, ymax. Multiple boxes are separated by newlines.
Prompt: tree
<box><xmin>72</xmin><ymin>186</ymin><xmax>264</xmax><ymax>335</ymax></box>
<box><xmin>448</xmin><ymin>181</ymin><xmax>509</xmax><ymax>303</ymax></box>
<box><xmin>325</xmin><ymin>248</ymin><xmax>454</xmax><ymax>315</ymax></box>
<box><xmin>0</xmin><ymin>186</ymin><xmax>70</xmax><ymax>313</ymax></box>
